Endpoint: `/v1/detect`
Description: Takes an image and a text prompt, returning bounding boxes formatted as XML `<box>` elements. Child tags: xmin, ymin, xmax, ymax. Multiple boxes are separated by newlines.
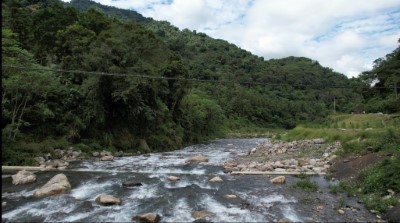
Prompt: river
<box><xmin>2</xmin><ymin>138</ymin><xmax>378</xmax><ymax>222</ymax></box>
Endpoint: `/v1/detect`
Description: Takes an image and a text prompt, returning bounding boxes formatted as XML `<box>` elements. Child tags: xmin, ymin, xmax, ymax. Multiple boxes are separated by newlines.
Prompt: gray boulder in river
<box><xmin>11</xmin><ymin>170</ymin><xmax>36</xmax><ymax>185</ymax></box>
<box><xmin>33</xmin><ymin>174</ymin><xmax>71</xmax><ymax>197</ymax></box>
<box><xmin>95</xmin><ymin>194</ymin><xmax>121</xmax><ymax>206</ymax></box>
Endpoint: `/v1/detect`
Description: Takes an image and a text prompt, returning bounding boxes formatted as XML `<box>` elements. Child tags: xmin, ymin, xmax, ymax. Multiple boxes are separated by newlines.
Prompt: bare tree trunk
<box><xmin>12</xmin><ymin>94</ymin><xmax>29</xmax><ymax>140</ymax></box>
<box><xmin>139</xmin><ymin>138</ymin><xmax>150</xmax><ymax>153</ymax></box>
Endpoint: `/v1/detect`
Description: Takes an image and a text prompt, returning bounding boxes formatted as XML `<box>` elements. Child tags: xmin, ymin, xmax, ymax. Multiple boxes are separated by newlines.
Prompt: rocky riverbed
<box><xmin>223</xmin><ymin>138</ymin><xmax>340</xmax><ymax>174</ymax></box>
<box><xmin>2</xmin><ymin>138</ymin><xmax>383</xmax><ymax>222</ymax></box>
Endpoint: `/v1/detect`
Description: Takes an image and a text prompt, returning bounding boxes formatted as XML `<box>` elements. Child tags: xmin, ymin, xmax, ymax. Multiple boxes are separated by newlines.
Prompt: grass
<box><xmin>292</xmin><ymin>174</ymin><xmax>319</xmax><ymax>192</ymax></box>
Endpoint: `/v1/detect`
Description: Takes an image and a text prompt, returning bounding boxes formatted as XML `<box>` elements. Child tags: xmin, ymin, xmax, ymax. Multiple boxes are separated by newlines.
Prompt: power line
<box><xmin>2</xmin><ymin>64</ymin><xmax>395</xmax><ymax>90</ymax></box>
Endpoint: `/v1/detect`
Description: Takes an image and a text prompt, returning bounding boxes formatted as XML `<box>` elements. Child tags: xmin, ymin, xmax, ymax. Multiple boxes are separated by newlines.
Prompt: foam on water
<box><xmin>3</xmin><ymin>195</ymin><xmax>77</xmax><ymax>221</ymax></box>
<box><xmin>128</xmin><ymin>184</ymin><xmax>159</xmax><ymax>200</ymax></box>
<box><xmin>281</xmin><ymin>205</ymin><xmax>302</xmax><ymax>222</ymax></box>
<box><xmin>71</xmin><ymin>180</ymin><xmax>116</xmax><ymax>200</ymax></box>
<box><xmin>200</xmin><ymin>194</ymin><xmax>266</xmax><ymax>222</ymax></box>
<box><xmin>162</xmin><ymin>198</ymin><xmax>194</xmax><ymax>222</ymax></box>
<box><xmin>2</xmin><ymin>189</ymin><xmax>35</xmax><ymax>199</ymax></box>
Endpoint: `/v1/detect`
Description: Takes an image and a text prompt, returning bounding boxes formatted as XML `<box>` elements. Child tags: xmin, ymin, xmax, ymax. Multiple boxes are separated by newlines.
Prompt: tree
<box><xmin>2</xmin><ymin>28</ymin><xmax>59</xmax><ymax>140</ymax></box>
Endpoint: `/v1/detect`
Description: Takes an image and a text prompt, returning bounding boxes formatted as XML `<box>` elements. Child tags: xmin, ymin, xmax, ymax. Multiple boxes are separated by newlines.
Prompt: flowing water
<box><xmin>2</xmin><ymin>138</ymin><xmax>377</xmax><ymax>222</ymax></box>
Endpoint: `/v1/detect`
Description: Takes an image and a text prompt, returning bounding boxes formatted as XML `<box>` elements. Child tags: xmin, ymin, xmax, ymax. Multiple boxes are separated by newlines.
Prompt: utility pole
<box><xmin>333</xmin><ymin>96</ymin><xmax>336</xmax><ymax>113</ymax></box>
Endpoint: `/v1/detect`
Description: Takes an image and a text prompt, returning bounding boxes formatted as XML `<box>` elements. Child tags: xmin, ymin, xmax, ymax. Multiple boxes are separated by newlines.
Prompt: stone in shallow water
<box><xmin>132</xmin><ymin>212</ymin><xmax>160</xmax><ymax>223</ymax></box>
<box><xmin>209</xmin><ymin>176</ymin><xmax>223</xmax><ymax>182</ymax></box>
<box><xmin>167</xmin><ymin>176</ymin><xmax>180</xmax><ymax>182</ymax></box>
<box><xmin>33</xmin><ymin>174</ymin><xmax>71</xmax><ymax>197</ymax></box>
<box><xmin>192</xmin><ymin>210</ymin><xmax>215</xmax><ymax>219</ymax></box>
<box><xmin>12</xmin><ymin>170</ymin><xmax>36</xmax><ymax>185</ymax></box>
<box><xmin>122</xmin><ymin>180</ymin><xmax>143</xmax><ymax>187</ymax></box>
<box><xmin>270</xmin><ymin>176</ymin><xmax>285</xmax><ymax>184</ymax></box>
<box><xmin>185</xmin><ymin>155</ymin><xmax>208</xmax><ymax>164</ymax></box>
<box><xmin>278</xmin><ymin>217</ymin><xmax>292</xmax><ymax>223</ymax></box>
<box><xmin>95</xmin><ymin>194</ymin><xmax>121</xmax><ymax>206</ymax></box>
<box><xmin>224</xmin><ymin>194</ymin><xmax>237</xmax><ymax>199</ymax></box>
<box><xmin>100</xmin><ymin>155</ymin><xmax>114</xmax><ymax>161</ymax></box>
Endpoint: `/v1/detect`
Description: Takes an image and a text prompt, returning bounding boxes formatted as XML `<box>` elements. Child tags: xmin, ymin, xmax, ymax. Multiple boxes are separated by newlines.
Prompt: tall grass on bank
<box><xmin>283</xmin><ymin>113</ymin><xmax>400</xmax><ymax>213</ymax></box>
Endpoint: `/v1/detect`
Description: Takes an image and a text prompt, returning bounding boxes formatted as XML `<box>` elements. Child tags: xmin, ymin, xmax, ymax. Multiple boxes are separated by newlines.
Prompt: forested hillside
<box><xmin>2</xmin><ymin>0</ymin><xmax>397</xmax><ymax>165</ymax></box>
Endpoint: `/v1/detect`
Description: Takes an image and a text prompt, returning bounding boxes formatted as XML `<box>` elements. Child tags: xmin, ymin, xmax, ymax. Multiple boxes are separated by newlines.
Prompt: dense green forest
<box><xmin>2</xmin><ymin>0</ymin><xmax>399</xmax><ymax>165</ymax></box>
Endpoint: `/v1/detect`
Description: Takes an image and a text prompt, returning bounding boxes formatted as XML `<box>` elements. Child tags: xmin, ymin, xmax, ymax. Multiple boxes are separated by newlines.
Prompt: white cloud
<box><xmin>61</xmin><ymin>0</ymin><xmax>400</xmax><ymax>77</ymax></box>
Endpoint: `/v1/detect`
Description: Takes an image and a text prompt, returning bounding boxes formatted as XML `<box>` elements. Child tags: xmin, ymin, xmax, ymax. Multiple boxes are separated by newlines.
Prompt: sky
<box><xmin>64</xmin><ymin>0</ymin><xmax>400</xmax><ymax>78</ymax></box>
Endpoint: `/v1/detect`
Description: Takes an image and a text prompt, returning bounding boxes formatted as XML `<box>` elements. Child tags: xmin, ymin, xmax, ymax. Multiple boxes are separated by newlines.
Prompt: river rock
<box><xmin>34</xmin><ymin>157</ymin><xmax>46</xmax><ymax>165</ymax></box>
<box><xmin>71</xmin><ymin>151</ymin><xmax>81</xmax><ymax>158</ymax></box>
<box><xmin>298</xmin><ymin>159</ymin><xmax>308</xmax><ymax>167</ymax></box>
<box><xmin>338</xmin><ymin>209</ymin><xmax>345</xmax><ymax>214</ymax></box>
<box><xmin>185</xmin><ymin>155</ymin><xmax>208</xmax><ymax>164</ymax></box>
<box><xmin>270</xmin><ymin>176</ymin><xmax>285</xmax><ymax>184</ymax></box>
<box><xmin>312</xmin><ymin>167</ymin><xmax>325</xmax><ymax>173</ymax></box>
<box><xmin>228</xmin><ymin>149</ymin><xmax>236</xmax><ymax>154</ymax></box>
<box><xmin>313</xmin><ymin>138</ymin><xmax>325</xmax><ymax>144</ymax></box>
<box><xmin>49</xmin><ymin>159</ymin><xmax>67</xmax><ymax>168</ymax></box>
<box><xmin>54</xmin><ymin>149</ymin><xmax>64</xmax><ymax>159</ymax></box>
<box><xmin>122</xmin><ymin>180</ymin><xmax>143</xmax><ymax>187</ymax></box>
<box><xmin>100</xmin><ymin>155</ymin><xmax>114</xmax><ymax>161</ymax></box>
<box><xmin>114</xmin><ymin>151</ymin><xmax>124</xmax><ymax>157</ymax></box>
<box><xmin>278</xmin><ymin>218</ymin><xmax>292</xmax><ymax>223</ymax></box>
<box><xmin>44</xmin><ymin>153</ymin><xmax>52</xmax><ymax>161</ymax></box>
<box><xmin>223</xmin><ymin>194</ymin><xmax>237</xmax><ymax>199</ymax></box>
<box><xmin>223</xmin><ymin>163</ymin><xmax>236</xmax><ymax>169</ymax></box>
<box><xmin>33</xmin><ymin>174</ymin><xmax>71</xmax><ymax>197</ymax></box>
<box><xmin>2</xmin><ymin>202</ymin><xmax>6</xmax><ymax>207</ymax></box>
<box><xmin>92</xmin><ymin>152</ymin><xmax>100</xmax><ymax>157</ymax></box>
<box><xmin>133</xmin><ymin>212</ymin><xmax>161</xmax><ymax>223</ymax></box>
<box><xmin>100</xmin><ymin>150</ymin><xmax>112</xmax><ymax>157</ymax></box>
<box><xmin>12</xmin><ymin>170</ymin><xmax>36</xmax><ymax>185</ymax></box>
<box><xmin>192</xmin><ymin>210</ymin><xmax>215</xmax><ymax>219</ymax></box>
<box><xmin>209</xmin><ymin>176</ymin><xmax>223</xmax><ymax>182</ymax></box>
<box><xmin>95</xmin><ymin>194</ymin><xmax>121</xmax><ymax>206</ymax></box>
<box><xmin>167</xmin><ymin>176</ymin><xmax>180</xmax><ymax>182</ymax></box>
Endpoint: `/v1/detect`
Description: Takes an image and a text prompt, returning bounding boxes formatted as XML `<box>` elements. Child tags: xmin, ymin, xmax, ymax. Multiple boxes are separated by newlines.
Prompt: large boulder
<box><xmin>95</xmin><ymin>194</ymin><xmax>121</xmax><ymax>206</ymax></box>
<box><xmin>12</xmin><ymin>170</ymin><xmax>36</xmax><ymax>185</ymax></box>
<box><xmin>270</xmin><ymin>176</ymin><xmax>286</xmax><ymax>184</ymax></box>
<box><xmin>100</xmin><ymin>155</ymin><xmax>114</xmax><ymax>161</ymax></box>
<box><xmin>132</xmin><ymin>212</ymin><xmax>160</xmax><ymax>223</ymax></box>
<box><xmin>33</xmin><ymin>174</ymin><xmax>71</xmax><ymax>197</ymax></box>
<box><xmin>185</xmin><ymin>155</ymin><xmax>208</xmax><ymax>164</ymax></box>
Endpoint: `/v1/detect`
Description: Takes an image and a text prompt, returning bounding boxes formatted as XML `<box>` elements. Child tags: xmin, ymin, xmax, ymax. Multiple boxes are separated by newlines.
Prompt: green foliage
<box><xmin>359</xmin><ymin>157</ymin><xmax>400</xmax><ymax>194</ymax></box>
<box><xmin>181</xmin><ymin>90</ymin><xmax>226</xmax><ymax>142</ymax></box>
<box><xmin>292</xmin><ymin>177</ymin><xmax>318</xmax><ymax>192</ymax></box>
<box><xmin>361</xmin><ymin>194</ymin><xmax>399</xmax><ymax>213</ymax></box>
